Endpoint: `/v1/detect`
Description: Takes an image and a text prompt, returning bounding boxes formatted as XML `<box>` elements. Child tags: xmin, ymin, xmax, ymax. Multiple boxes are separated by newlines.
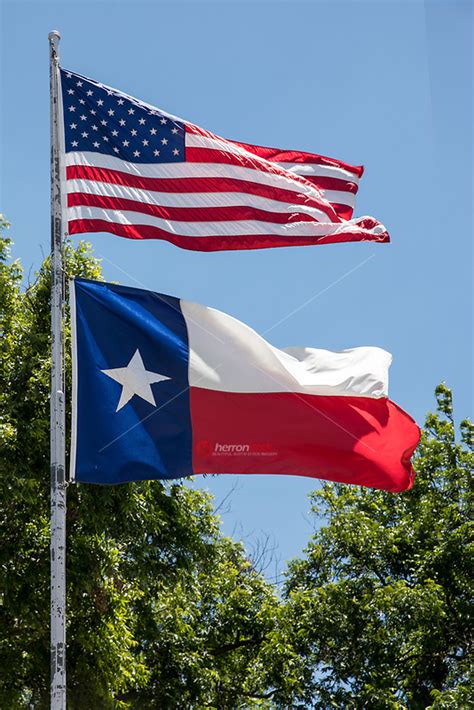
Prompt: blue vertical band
<box><xmin>72</xmin><ymin>278</ymin><xmax>192</xmax><ymax>484</ymax></box>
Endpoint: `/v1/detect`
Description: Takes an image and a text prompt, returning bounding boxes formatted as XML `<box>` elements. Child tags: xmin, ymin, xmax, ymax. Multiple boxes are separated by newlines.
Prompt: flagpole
<box><xmin>49</xmin><ymin>29</ymin><xmax>67</xmax><ymax>710</ymax></box>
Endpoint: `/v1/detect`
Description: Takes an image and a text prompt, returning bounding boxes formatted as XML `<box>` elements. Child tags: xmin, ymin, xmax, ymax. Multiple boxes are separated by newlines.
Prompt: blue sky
<box><xmin>1</xmin><ymin>1</ymin><xmax>472</xmax><ymax>573</ymax></box>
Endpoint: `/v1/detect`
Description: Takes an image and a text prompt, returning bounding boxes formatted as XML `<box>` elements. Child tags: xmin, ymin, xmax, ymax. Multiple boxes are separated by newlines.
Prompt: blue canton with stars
<box><xmin>60</xmin><ymin>68</ymin><xmax>185</xmax><ymax>164</ymax></box>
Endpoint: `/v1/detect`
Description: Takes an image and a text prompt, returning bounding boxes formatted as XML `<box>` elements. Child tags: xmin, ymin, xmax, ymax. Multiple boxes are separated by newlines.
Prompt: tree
<box><xmin>0</xmin><ymin>218</ymin><xmax>283</xmax><ymax>708</ymax></box>
<box><xmin>282</xmin><ymin>385</ymin><xmax>473</xmax><ymax>708</ymax></box>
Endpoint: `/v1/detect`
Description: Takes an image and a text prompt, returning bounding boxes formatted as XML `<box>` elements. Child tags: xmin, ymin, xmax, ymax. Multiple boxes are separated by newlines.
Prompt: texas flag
<box><xmin>70</xmin><ymin>278</ymin><xmax>420</xmax><ymax>491</ymax></box>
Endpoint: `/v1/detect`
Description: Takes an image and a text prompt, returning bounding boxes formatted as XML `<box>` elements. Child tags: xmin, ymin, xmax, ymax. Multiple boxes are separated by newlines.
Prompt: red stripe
<box><xmin>185</xmin><ymin>147</ymin><xmax>337</xmax><ymax>219</ymax></box>
<box><xmin>186</xmin><ymin>123</ymin><xmax>364</xmax><ymax>178</ymax></box>
<box><xmin>297</xmin><ymin>176</ymin><xmax>358</xmax><ymax>219</ymax></box>
<box><xmin>302</xmin><ymin>178</ymin><xmax>357</xmax><ymax>219</ymax></box>
<box><xmin>332</xmin><ymin>204</ymin><xmax>353</xmax><ymax>220</ymax></box>
<box><xmin>66</xmin><ymin>165</ymin><xmax>335</xmax><ymax>213</ymax></box>
<box><xmin>190</xmin><ymin>389</ymin><xmax>419</xmax><ymax>492</ymax></box>
<box><xmin>189</xmin><ymin>124</ymin><xmax>361</xmax><ymax>206</ymax></box>
<box><xmin>68</xmin><ymin>219</ymin><xmax>390</xmax><ymax>250</ymax></box>
<box><xmin>235</xmin><ymin>144</ymin><xmax>364</xmax><ymax>177</ymax></box>
<box><xmin>303</xmin><ymin>176</ymin><xmax>358</xmax><ymax>194</ymax></box>
<box><xmin>67</xmin><ymin>192</ymin><xmax>319</xmax><ymax>224</ymax></box>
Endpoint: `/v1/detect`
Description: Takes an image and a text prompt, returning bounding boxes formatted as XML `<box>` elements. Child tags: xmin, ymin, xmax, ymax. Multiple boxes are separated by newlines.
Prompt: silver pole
<box><xmin>49</xmin><ymin>29</ymin><xmax>67</xmax><ymax>710</ymax></box>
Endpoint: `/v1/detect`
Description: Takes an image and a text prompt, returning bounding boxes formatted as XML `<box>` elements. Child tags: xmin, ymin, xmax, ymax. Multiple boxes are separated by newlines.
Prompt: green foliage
<box><xmin>282</xmin><ymin>385</ymin><xmax>473</xmax><ymax>708</ymax></box>
<box><xmin>0</xmin><ymin>220</ymin><xmax>281</xmax><ymax>708</ymax></box>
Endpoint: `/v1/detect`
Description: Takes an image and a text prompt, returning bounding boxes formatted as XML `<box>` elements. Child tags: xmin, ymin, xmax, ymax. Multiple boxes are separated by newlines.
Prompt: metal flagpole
<box><xmin>49</xmin><ymin>29</ymin><xmax>67</xmax><ymax>710</ymax></box>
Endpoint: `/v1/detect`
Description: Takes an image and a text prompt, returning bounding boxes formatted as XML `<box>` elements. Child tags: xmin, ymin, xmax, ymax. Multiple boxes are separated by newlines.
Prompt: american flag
<box><xmin>60</xmin><ymin>68</ymin><xmax>389</xmax><ymax>251</ymax></box>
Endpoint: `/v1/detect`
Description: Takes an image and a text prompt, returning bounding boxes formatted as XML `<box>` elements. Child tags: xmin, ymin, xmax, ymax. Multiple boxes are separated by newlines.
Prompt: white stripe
<box><xmin>65</xmin><ymin>152</ymin><xmax>337</xmax><ymax>217</ymax></box>
<box><xmin>181</xmin><ymin>299</ymin><xmax>391</xmax><ymax>396</ymax></box>
<box><xmin>186</xmin><ymin>133</ymin><xmax>360</xmax><ymax>183</ymax></box>
<box><xmin>186</xmin><ymin>132</ymin><xmax>260</xmax><ymax>156</ymax></box>
<box><xmin>320</xmin><ymin>189</ymin><xmax>356</xmax><ymax>208</ymax></box>
<box><xmin>67</xmin><ymin>205</ymin><xmax>386</xmax><ymax>239</ymax></box>
<box><xmin>277</xmin><ymin>162</ymin><xmax>360</xmax><ymax>183</ymax></box>
<box><xmin>67</xmin><ymin>178</ymin><xmax>330</xmax><ymax>221</ymax></box>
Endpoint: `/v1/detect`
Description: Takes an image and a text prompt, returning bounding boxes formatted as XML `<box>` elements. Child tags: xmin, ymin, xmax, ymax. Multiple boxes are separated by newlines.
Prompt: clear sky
<box><xmin>1</xmin><ymin>0</ymin><xmax>472</xmax><ymax>575</ymax></box>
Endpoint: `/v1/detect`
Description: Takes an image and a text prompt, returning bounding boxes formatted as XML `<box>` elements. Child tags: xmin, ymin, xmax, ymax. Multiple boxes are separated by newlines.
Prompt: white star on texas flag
<box><xmin>101</xmin><ymin>348</ymin><xmax>170</xmax><ymax>411</ymax></box>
